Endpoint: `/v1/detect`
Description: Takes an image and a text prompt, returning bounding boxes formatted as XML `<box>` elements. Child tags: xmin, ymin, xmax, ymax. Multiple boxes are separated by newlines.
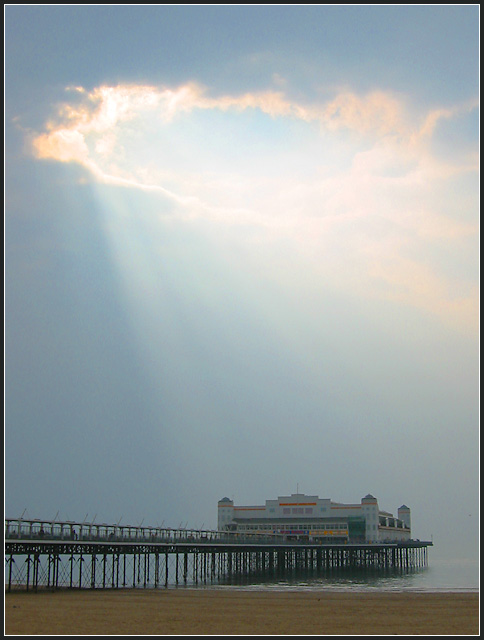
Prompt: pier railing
<box><xmin>5</xmin><ymin>518</ymin><xmax>287</xmax><ymax>546</ymax></box>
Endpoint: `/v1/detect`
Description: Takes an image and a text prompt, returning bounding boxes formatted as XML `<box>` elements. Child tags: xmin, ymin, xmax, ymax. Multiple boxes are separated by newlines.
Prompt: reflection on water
<box><xmin>6</xmin><ymin>547</ymin><xmax>477</xmax><ymax>593</ymax></box>
<box><xmin>211</xmin><ymin>557</ymin><xmax>478</xmax><ymax>593</ymax></box>
<box><xmin>216</xmin><ymin>566</ymin><xmax>427</xmax><ymax>592</ymax></box>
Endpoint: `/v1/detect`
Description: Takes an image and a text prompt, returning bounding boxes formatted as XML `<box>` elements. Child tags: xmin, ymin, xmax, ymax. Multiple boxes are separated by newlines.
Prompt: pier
<box><xmin>5</xmin><ymin>518</ymin><xmax>432</xmax><ymax>591</ymax></box>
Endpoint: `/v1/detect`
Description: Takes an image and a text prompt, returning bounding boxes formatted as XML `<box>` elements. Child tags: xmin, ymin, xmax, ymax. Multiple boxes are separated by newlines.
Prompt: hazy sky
<box><xmin>5</xmin><ymin>6</ymin><xmax>479</xmax><ymax>558</ymax></box>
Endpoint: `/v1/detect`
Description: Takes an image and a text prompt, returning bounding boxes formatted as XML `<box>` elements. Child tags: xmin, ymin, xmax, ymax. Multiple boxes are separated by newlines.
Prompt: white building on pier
<box><xmin>218</xmin><ymin>493</ymin><xmax>411</xmax><ymax>543</ymax></box>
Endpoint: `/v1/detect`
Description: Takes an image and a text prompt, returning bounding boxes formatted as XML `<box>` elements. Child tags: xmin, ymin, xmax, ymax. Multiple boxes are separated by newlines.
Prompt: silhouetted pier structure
<box><xmin>5</xmin><ymin>518</ymin><xmax>432</xmax><ymax>591</ymax></box>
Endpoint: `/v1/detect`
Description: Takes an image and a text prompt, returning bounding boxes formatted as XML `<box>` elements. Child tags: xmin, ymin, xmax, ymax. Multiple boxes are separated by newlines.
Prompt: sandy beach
<box><xmin>4</xmin><ymin>588</ymin><xmax>479</xmax><ymax>635</ymax></box>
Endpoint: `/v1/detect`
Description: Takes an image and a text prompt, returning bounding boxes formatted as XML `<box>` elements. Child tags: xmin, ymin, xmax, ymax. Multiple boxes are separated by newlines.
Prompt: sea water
<box><xmin>6</xmin><ymin>547</ymin><xmax>478</xmax><ymax>593</ymax></box>
<box><xmin>210</xmin><ymin>552</ymin><xmax>479</xmax><ymax>593</ymax></box>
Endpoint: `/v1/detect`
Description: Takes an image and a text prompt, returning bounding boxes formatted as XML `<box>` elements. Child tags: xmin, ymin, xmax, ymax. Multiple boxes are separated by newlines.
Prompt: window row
<box><xmin>237</xmin><ymin>523</ymin><xmax>348</xmax><ymax>531</ymax></box>
<box><xmin>282</xmin><ymin>507</ymin><xmax>314</xmax><ymax>515</ymax></box>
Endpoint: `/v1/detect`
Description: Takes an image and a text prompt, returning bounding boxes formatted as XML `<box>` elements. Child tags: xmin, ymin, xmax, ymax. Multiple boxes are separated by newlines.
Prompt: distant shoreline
<box><xmin>5</xmin><ymin>588</ymin><xmax>479</xmax><ymax>635</ymax></box>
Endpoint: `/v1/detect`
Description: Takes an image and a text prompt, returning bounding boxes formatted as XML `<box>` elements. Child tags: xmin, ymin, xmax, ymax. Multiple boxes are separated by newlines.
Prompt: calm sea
<box><xmin>7</xmin><ymin>545</ymin><xmax>478</xmax><ymax>593</ymax></box>
<box><xmin>207</xmin><ymin>552</ymin><xmax>479</xmax><ymax>593</ymax></box>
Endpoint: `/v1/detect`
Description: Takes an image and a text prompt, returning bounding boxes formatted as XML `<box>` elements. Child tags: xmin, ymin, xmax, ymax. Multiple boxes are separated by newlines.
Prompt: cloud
<box><xmin>412</xmin><ymin>99</ymin><xmax>478</xmax><ymax>144</ymax></box>
<box><xmin>320</xmin><ymin>90</ymin><xmax>407</xmax><ymax>136</ymax></box>
<box><xmin>33</xmin><ymin>128</ymin><xmax>90</xmax><ymax>164</ymax></box>
<box><xmin>27</xmin><ymin>82</ymin><xmax>478</xmax><ymax>333</ymax></box>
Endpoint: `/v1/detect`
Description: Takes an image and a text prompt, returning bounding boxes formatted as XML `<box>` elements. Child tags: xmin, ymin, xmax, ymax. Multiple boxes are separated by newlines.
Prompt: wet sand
<box><xmin>5</xmin><ymin>588</ymin><xmax>479</xmax><ymax>635</ymax></box>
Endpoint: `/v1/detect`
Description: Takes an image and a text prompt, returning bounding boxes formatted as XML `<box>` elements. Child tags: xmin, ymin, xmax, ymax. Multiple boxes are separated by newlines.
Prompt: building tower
<box><xmin>397</xmin><ymin>505</ymin><xmax>411</xmax><ymax>530</ymax></box>
<box><xmin>217</xmin><ymin>497</ymin><xmax>234</xmax><ymax>530</ymax></box>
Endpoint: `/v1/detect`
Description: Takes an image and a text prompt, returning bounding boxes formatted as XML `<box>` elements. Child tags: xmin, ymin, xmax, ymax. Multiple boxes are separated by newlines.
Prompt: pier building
<box><xmin>218</xmin><ymin>493</ymin><xmax>411</xmax><ymax>543</ymax></box>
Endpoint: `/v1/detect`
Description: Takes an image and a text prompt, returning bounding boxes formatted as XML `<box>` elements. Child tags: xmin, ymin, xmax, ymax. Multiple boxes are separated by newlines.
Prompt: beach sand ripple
<box><xmin>5</xmin><ymin>589</ymin><xmax>479</xmax><ymax>635</ymax></box>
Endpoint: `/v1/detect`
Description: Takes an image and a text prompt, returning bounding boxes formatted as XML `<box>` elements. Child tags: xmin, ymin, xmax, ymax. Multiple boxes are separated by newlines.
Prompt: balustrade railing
<box><xmin>5</xmin><ymin>518</ymin><xmax>286</xmax><ymax>546</ymax></box>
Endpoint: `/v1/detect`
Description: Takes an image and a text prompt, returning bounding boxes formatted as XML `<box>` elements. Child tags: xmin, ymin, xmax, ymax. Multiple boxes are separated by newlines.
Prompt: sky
<box><xmin>5</xmin><ymin>6</ymin><xmax>479</xmax><ymax>561</ymax></box>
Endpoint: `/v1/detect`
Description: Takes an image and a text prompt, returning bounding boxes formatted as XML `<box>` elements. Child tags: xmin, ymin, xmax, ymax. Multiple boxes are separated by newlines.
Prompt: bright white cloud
<box><xmin>29</xmin><ymin>82</ymin><xmax>478</xmax><ymax>333</ymax></box>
